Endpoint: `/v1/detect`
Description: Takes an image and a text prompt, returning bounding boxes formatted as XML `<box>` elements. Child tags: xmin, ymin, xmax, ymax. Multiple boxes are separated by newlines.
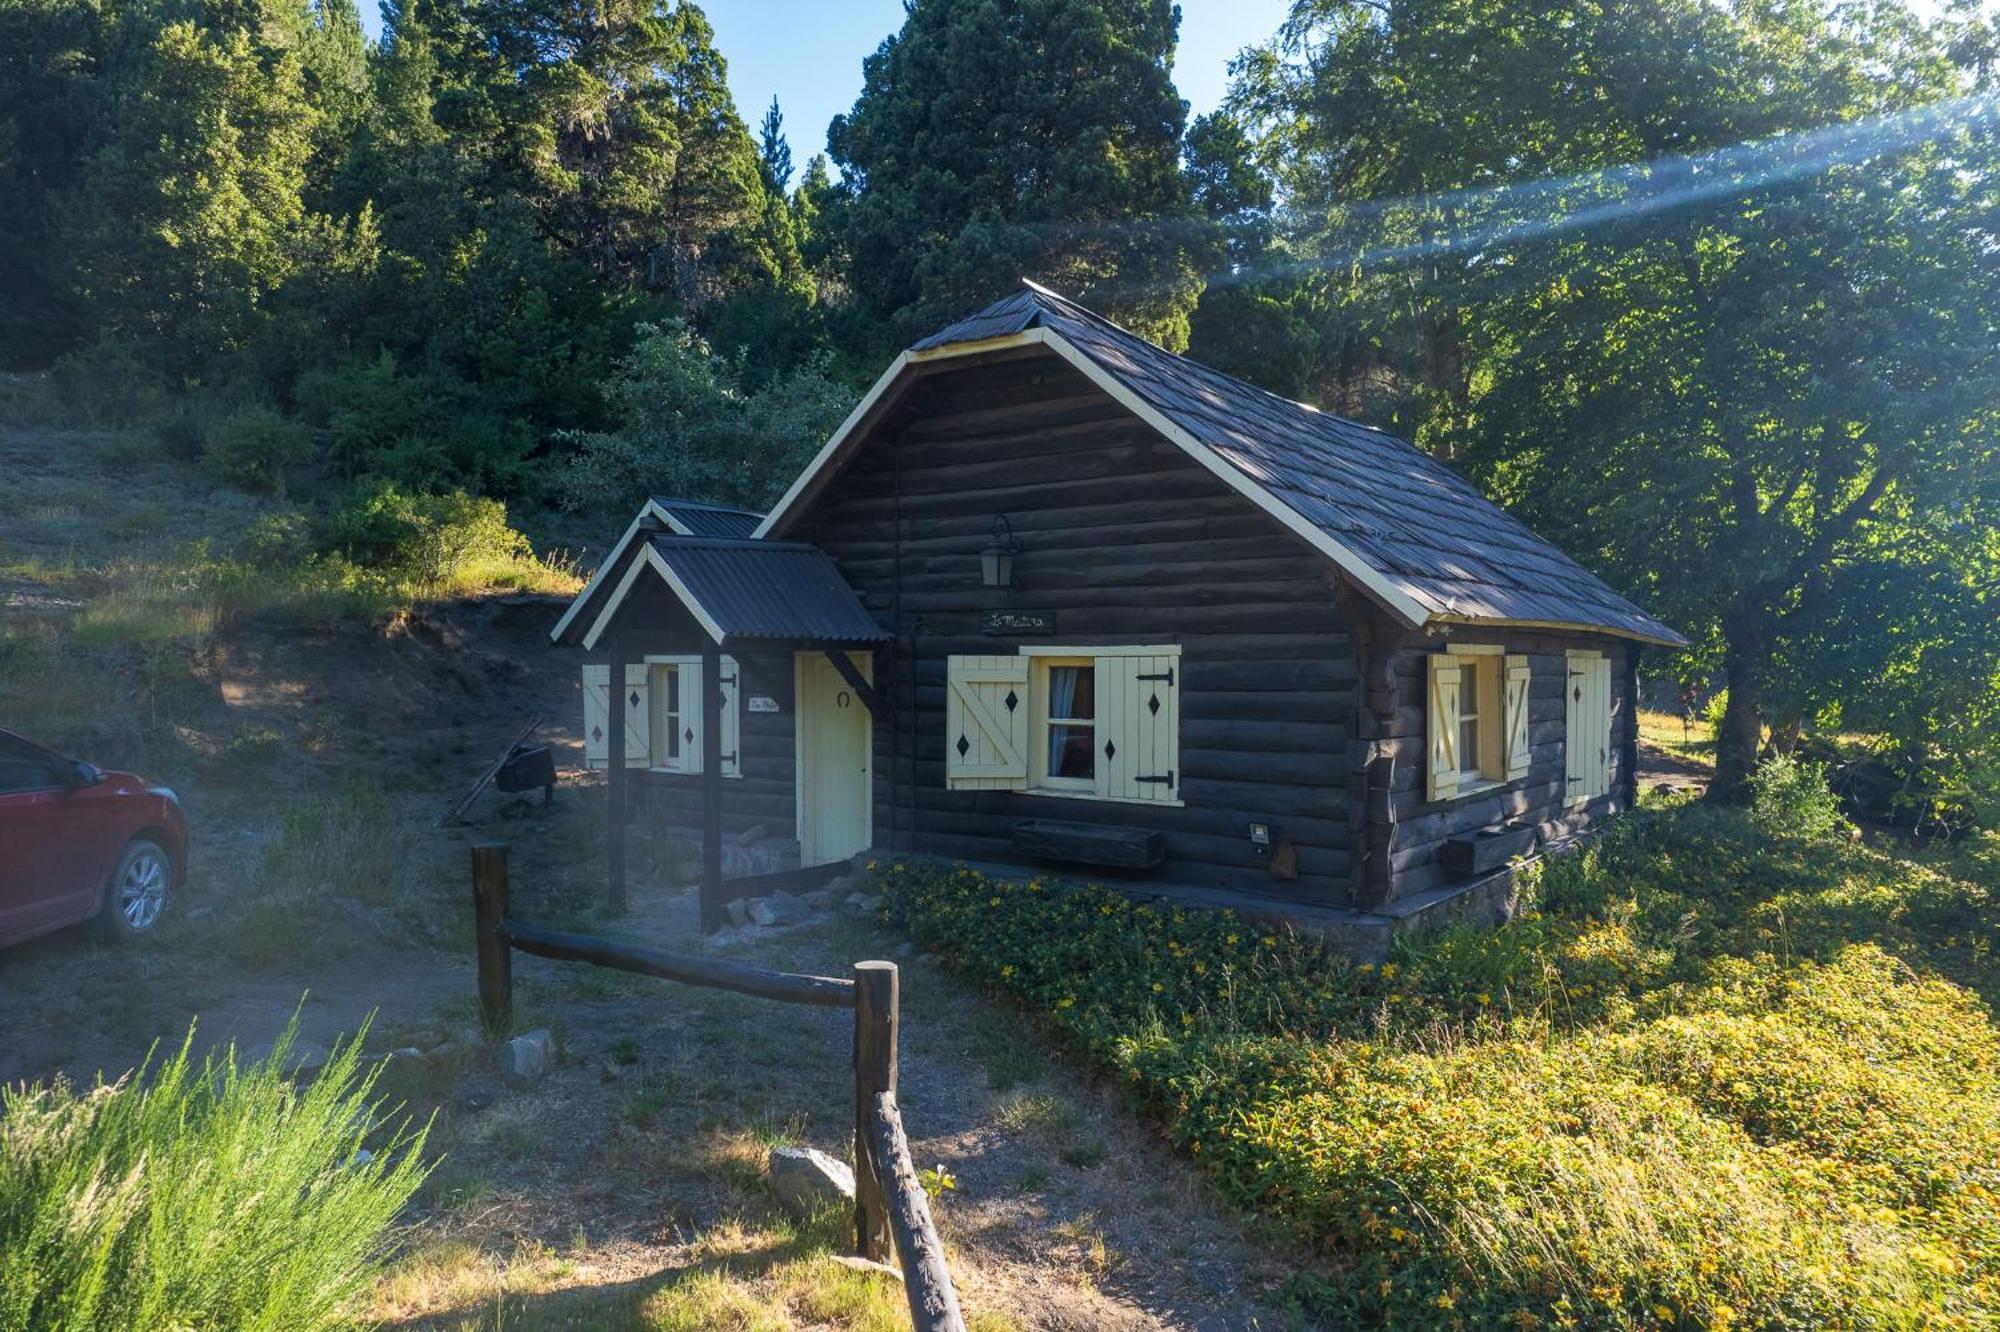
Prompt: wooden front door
<box><xmin>796</xmin><ymin>652</ymin><xmax>872</xmax><ymax>866</ymax></box>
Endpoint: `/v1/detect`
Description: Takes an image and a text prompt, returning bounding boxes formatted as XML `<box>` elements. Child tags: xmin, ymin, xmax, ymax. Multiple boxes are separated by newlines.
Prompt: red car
<box><xmin>0</xmin><ymin>728</ymin><xmax>186</xmax><ymax>947</ymax></box>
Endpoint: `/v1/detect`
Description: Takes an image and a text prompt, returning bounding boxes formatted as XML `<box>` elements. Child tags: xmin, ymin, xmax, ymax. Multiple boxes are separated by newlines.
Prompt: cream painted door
<box><xmin>796</xmin><ymin>652</ymin><xmax>872</xmax><ymax>866</ymax></box>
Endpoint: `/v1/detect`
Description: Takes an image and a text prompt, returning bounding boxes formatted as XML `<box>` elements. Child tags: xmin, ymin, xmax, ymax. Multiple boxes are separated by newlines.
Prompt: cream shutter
<box><xmin>678</xmin><ymin>659</ymin><xmax>703</xmax><ymax>773</ymax></box>
<box><xmin>621</xmin><ymin>663</ymin><xmax>650</xmax><ymax>769</ymax></box>
<box><xmin>1098</xmin><ymin>654</ymin><xmax>1179</xmax><ymax>802</ymax></box>
<box><xmin>1426</xmin><ymin>654</ymin><xmax>1462</xmax><ymax>802</ymax></box>
<box><xmin>719</xmin><ymin>654</ymin><xmax>742</xmax><ymax>778</ymax></box>
<box><xmin>1565</xmin><ymin>653</ymin><xmax>1611</xmax><ymax>802</ymax></box>
<box><xmin>946</xmin><ymin>655</ymin><xmax>1029</xmax><ymax>789</ymax></box>
<box><xmin>1503</xmin><ymin>654</ymin><xmax>1532</xmax><ymax>780</ymax></box>
<box><xmin>583</xmin><ymin>664</ymin><xmax>609</xmax><ymax>769</ymax></box>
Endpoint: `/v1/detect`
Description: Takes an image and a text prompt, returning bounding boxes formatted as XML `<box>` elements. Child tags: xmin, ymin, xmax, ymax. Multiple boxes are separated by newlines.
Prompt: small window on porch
<box><xmin>648</xmin><ymin>663</ymin><xmax>691</xmax><ymax>772</ymax></box>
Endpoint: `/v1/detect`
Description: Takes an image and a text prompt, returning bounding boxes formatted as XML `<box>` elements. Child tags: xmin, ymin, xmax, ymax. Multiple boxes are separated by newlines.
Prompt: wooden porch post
<box><xmin>700</xmin><ymin>635</ymin><xmax>724</xmax><ymax>932</ymax></box>
<box><xmin>607</xmin><ymin>640</ymin><xmax>628</xmax><ymax>916</ymax></box>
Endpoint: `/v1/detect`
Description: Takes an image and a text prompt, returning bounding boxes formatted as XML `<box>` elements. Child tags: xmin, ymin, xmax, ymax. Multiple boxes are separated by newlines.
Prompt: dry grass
<box><xmin>1638</xmin><ymin>706</ymin><xmax>1715</xmax><ymax>767</ymax></box>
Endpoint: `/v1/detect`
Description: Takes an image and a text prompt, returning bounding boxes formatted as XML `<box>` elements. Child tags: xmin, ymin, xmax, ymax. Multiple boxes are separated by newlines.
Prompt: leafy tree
<box><xmin>1238</xmin><ymin>0</ymin><xmax>2000</xmax><ymax>798</ymax></box>
<box><xmin>558</xmin><ymin>320</ymin><xmax>855</xmax><ymax>513</ymax></box>
<box><xmin>62</xmin><ymin>15</ymin><xmax>318</xmax><ymax>369</ymax></box>
<box><xmin>829</xmin><ymin>0</ymin><xmax>1203</xmax><ymax>347</ymax></box>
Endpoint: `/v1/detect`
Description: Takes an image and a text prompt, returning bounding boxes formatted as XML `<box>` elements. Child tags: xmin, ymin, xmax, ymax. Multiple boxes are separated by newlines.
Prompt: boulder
<box><xmin>768</xmin><ymin>1146</ymin><xmax>856</xmax><ymax>1221</ymax></box>
<box><xmin>844</xmin><ymin>891</ymin><xmax>885</xmax><ymax>916</ymax></box>
<box><xmin>726</xmin><ymin>897</ymin><xmax>751</xmax><ymax>929</ymax></box>
<box><xmin>499</xmin><ymin>1029</ymin><xmax>555</xmax><ymax>1087</ymax></box>
<box><xmin>747</xmin><ymin>891</ymin><xmax>807</xmax><ymax>927</ymax></box>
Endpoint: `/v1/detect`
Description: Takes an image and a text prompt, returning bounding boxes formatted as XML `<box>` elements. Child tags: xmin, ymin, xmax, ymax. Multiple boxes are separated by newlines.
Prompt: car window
<box><xmin>0</xmin><ymin>736</ymin><xmax>68</xmax><ymax>794</ymax></box>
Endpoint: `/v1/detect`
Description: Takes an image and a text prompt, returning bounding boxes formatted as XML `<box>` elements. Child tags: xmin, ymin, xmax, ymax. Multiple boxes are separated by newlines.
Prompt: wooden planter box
<box><xmin>1012</xmin><ymin>819</ymin><xmax>1165</xmax><ymax>870</ymax></box>
<box><xmin>1440</xmin><ymin>824</ymin><xmax>1538</xmax><ymax>879</ymax></box>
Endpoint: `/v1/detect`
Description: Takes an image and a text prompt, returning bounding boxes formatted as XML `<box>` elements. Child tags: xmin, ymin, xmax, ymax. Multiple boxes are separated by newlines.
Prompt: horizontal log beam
<box><xmin>868</xmin><ymin>1092</ymin><xmax>968</xmax><ymax>1332</ymax></box>
<box><xmin>497</xmin><ymin>919</ymin><xmax>856</xmax><ymax>1008</ymax></box>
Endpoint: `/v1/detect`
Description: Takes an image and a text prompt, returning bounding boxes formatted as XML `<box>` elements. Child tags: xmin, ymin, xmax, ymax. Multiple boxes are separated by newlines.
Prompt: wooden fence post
<box><xmin>852</xmin><ymin>960</ymin><xmax>898</xmax><ymax>1262</ymax></box>
<box><xmin>472</xmin><ymin>842</ymin><xmax>513</xmax><ymax>1037</ymax></box>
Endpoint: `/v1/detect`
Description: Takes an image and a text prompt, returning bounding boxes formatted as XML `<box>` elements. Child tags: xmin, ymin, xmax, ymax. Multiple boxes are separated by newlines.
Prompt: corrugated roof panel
<box><xmin>649</xmin><ymin>537</ymin><xmax>889</xmax><ymax>645</ymax></box>
<box><xmin>650</xmin><ymin>497</ymin><xmax>764</xmax><ymax>539</ymax></box>
<box><xmin>911</xmin><ymin>285</ymin><xmax>1684</xmax><ymax>646</ymax></box>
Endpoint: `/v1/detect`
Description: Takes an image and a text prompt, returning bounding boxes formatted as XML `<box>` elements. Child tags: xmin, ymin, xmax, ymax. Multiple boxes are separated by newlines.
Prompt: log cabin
<box><xmin>550</xmin><ymin>282</ymin><xmax>1684</xmax><ymax>939</ymax></box>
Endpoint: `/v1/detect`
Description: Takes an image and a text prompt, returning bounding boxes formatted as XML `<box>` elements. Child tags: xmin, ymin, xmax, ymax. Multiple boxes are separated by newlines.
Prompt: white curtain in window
<box><xmin>1047</xmin><ymin>665</ymin><xmax>1080</xmax><ymax>772</ymax></box>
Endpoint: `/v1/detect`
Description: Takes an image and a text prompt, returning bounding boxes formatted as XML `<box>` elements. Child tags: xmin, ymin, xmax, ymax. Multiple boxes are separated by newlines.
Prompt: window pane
<box><xmin>1460</xmin><ymin>717</ymin><xmax>1480</xmax><ymax>773</ymax></box>
<box><xmin>1049</xmin><ymin>723</ymin><xmax>1095</xmax><ymax>779</ymax></box>
<box><xmin>1048</xmin><ymin>664</ymin><xmax>1093</xmax><ymax>720</ymax></box>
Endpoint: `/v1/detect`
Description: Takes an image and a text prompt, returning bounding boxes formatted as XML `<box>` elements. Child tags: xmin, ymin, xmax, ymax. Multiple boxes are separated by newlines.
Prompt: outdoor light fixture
<box><xmin>980</xmin><ymin>514</ymin><xmax>1021</xmax><ymax>589</ymax></box>
<box><xmin>1248</xmin><ymin>820</ymin><xmax>1281</xmax><ymax>857</ymax></box>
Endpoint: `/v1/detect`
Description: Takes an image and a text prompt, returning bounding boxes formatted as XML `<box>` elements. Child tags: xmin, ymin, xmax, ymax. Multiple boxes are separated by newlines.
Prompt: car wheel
<box><xmin>101</xmin><ymin>838</ymin><xmax>172</xmax><ymax>939</ymax></box>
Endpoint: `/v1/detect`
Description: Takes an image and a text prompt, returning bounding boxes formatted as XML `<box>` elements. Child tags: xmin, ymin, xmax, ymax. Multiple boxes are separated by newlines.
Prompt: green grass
<box><xmin>0</xmin><ymin>1018</ymin><xmax>430</xmax><ymax>1332</ymax></box>
<box><xmin>877</xmin><ymin>799</ymin><xmax>2000</xmax><ymax>1330</ymax></box>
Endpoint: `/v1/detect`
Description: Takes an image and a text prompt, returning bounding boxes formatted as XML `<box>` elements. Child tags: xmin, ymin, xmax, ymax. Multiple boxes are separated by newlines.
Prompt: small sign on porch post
<box><xmin>981</xmin><ymin>609</ymin><xmax>1057</xmax><ymax>636</ymax></box>
<box><xmin>747</xmin><ymin>694</ymin><xmax>781</xmax><ymax>713</ymax></box>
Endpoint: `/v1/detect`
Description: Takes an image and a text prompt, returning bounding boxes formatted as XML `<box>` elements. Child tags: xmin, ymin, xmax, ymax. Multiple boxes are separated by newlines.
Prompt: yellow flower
<box><xmin>1058</xmin><ymin>996</ymin><xmax>1075</xmax><ymax>1008</ymax></box>
<box><xmin>1225</xmin><ymin>932</ymin><xmax>1239</xmax><ymax>946</ymax></box>
<box><xmin>1000</xmin><ymin>964</ymin><xmax>1015</xmax><ymax>978</ymax></box>
<box><xmin>1477</xmin><ymin>992</ymin><xmax>1492</xmax><ymax>1006</ymax></box>
<box><xmin>1357</xmin><ymin>962</ymin><xmax>1374</xmax><ymax>973</ymax></box>
<box><xmin>1379</xmin><ymin>963</ymin><xmax>1399</xmax><ymax>980</ymax></box>
<box><xmin>1151</xmin><ymin>981</ymin><xmax>1165</xmax><ymax>993</ymax></box>
<box><xmin>988</xmin><ymin>896</ymin><xmax>1002</xmax><ymax>908</ymax></box>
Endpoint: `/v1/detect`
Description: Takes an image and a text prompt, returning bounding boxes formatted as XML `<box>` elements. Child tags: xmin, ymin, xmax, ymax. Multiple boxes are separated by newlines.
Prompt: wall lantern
<box><xmin>980</xmin><ymin>514</ymin><xmax>1022</xmax><ymax>589</ymax></box>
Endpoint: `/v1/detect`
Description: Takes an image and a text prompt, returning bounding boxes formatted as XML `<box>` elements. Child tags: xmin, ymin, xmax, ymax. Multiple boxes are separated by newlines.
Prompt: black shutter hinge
<box><xmin>1136</xmin><ymin>667</ymin><xmax>1175</xmax><ymax>685</ymax></box>
<box><xmin>1135</xmin><ymin>770</ymin><xmax>1175</xmax><ymax>786</ymax></box>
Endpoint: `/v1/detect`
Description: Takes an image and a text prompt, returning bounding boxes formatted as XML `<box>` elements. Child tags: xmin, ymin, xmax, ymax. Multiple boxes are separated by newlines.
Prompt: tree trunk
<box><xmin>1711</xmin><ymin>613</ymin><xmax>1769</xmax><ymax>802</ymax></box>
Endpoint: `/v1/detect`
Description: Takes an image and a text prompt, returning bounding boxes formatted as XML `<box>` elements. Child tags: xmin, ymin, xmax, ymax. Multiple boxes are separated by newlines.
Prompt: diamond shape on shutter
<box><xmin>955</xmin><ymin>734</ymin><xmax>970</xmax><ymax>758</ymax></box>
<box><xmin>1148</xmin><ymin>692</ymin><xmax>1160</xmax><ymax>715</ymax></box>
<box><xmin>629</xmin><ymin>690</ymin><xmax>640</xmax><ymax>707</ymax></box>
<box><xmin>684</xmin><ymin>727</ymin><xmax>694</xmax><ymax>745</ymax></box>
<box><xmin>1004</xmin><ymin>689</ymin><xmax>1018</xmax><ymax>712</ymax></box>
<box><xmin>591</xmin><ymin>725</ymin><xmax>603</xmax><ymax>743</ymax></box>
<box><xmin>1104</xmin><ymin>739</ymin><xmax>1116</xmax><ymax>760</ymax></box>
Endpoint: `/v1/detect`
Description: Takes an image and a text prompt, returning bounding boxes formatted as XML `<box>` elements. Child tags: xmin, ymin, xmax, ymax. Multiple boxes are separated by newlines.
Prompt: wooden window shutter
<box><xmin>622</xmin><ymin>663</ymin><xmax>650</xmax><ymax>769</ymax></box>
<box><xmin>1426</xmin><ymin>654</ymin><xmax>1462</xmax><ymax>802</ymax></box>
<box><xmin>1503</xmin><ymin>654</ymin><xmax>1532</xmax><ymax>780</ymax></box>
<box><xmin>583</xmin><ymin>664</ymin><xmax>609</xmax><ymax>770</ymax></box>
<box><xmin>945</xmin><ymin>655</ymin><xmax>1029</xmax><ymax>789</ymax></box>
<box><xmin>1565</xmin><ymin>652</ymin><xmax>1611</xmax><ymax>802</ymax></box>
<box><xmin>1098</xmin><ymin>653</ymin><xmax>1179</xmax><ymax>802</ymax></box>
<box><xmin>678</xmin><ymin>659</ymin><xmax>703</xmax><ymax>774</ymax></box>
<box><xmin>720</xmin><ymin>655</ymin><xmax>742</xmax><ymax>778</ymax></box>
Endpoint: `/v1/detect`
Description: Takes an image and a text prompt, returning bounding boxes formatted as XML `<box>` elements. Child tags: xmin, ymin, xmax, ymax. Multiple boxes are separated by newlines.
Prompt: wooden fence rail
<box><xmin>469</xmin><ymin>842</ymin><xmax>965</xmax><ymax>1332</ymax></box>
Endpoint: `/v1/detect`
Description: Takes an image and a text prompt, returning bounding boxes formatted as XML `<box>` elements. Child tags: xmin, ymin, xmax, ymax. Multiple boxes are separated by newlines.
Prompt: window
<box><xmin>0</xmin><ymin>733</ymin><xmax>67</xmax><ymax>794</ymax></box>
<box><xmin>1036</xmin><ymin>658</ymin><xmax>1096</xmax><ymax>790</ymax></box>
<box><xmin>945</xmin><ymin>647</ymin><xmax>1180</xmax><ymax>804</ymax></box>
<box><xmin>583</xmin><ymin>656</ymin><xmax>741</xmax><ymax>777</ymax></box>
<box><xmin>649</xmin><ymin>662</ymin><xmax>690</xmax><ymax>771</ymax></box>
<box><xmin>1427</xmin><ymin>647</ymin><xmax>1533</xmax><ymax>802</ymax></box>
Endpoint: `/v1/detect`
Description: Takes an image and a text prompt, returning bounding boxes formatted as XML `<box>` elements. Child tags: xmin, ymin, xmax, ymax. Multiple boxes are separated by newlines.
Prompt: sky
<box><xmin>356</xmin><ymin>0</ymin><xmax>1295</xmax><ymax>185</ymax></box>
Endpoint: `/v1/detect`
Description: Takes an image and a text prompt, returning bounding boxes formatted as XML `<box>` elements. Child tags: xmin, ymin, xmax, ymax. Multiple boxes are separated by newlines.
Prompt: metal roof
<box><xmin>641</xmin><ymin>536</ymin><xmax>889</xmax><ymax>646</ymax></box>
<box><xmin>913</xmin><ymin>283</ymin><xmax>1685</xmax><ymax>647</ymax></box>
<box><xmin>649</xmin><ymin>498</ymin><xmax>763</xmax><ymax>538</ymax></box>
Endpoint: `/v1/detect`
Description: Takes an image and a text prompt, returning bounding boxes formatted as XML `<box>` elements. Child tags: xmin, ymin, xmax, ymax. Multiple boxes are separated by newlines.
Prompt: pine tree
<box><xmin>829</xmin><ymin>0</ymin><xmax>1203</xmax><ymax>347</ymax></box>
<box><xmin>757</xmin><ymin>96</ymin><xmax>792</xmax><ymax>195</ymax></box>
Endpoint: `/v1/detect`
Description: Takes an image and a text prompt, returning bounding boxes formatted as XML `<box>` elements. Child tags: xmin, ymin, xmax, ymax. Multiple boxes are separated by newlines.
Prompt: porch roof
<box><xmin>572</xmin><ymin>535</ymin><xmax>889</xmax><ymax>651</ymax></box>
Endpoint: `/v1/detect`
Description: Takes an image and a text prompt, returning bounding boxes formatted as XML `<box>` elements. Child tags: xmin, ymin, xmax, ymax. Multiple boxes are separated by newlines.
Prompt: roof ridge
<box><xmin>1015</xmin><ymin>278</ymin><xmax>1394</xmax><ymax>440</ymax></box>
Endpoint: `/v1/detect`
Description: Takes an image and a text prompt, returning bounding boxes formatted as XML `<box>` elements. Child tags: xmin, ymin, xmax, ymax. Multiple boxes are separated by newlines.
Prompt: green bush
<box><xmin>0</xmin><ymin>1019</ymin><xmax>429</xmax><ymax>1331</ymax></box>
<box><xmin>322</xmin><ymin>482</ymin><xmax>532</xmax><ymax>586</ymax></box>
<box><xmin>875</xmin><ymin>803</ymin><xmax>2000</xmax><ymax>1328</ymax></box>
<box><xmin>201</xmin><ymin>404</ymin><xmax>313</xmax><ymax>495</ymax></box>
<box><xmin>1747</xmin><ymin>752</ymin><xmax>1852</xmax><ymax>842</ymax></box>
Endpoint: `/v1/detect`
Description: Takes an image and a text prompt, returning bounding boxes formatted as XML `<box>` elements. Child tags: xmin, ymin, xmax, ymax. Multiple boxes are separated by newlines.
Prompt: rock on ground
<box><xmin>768</xmin><ymin>1146</ymin><xmax>856</xmax><ymax>1221</ymax></box>
<box><xmin>499</xmin><ymin>1029</ymin><xmax>555</xmax><ymax>1087</ymax></box>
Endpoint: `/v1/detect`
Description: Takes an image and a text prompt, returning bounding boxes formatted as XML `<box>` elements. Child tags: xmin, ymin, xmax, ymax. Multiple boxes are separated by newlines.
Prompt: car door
<box><xmin>0</xmin><ymin>734</ymin><xmax>99</xmax><ymax>943</ymax></box>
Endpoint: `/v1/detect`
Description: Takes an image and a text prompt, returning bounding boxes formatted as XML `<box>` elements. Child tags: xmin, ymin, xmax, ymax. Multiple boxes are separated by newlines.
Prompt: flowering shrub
<box><xmin>876</xmin><ymin>803</ymin><xmax>2000</xmax><ymax>1328</ymax></box>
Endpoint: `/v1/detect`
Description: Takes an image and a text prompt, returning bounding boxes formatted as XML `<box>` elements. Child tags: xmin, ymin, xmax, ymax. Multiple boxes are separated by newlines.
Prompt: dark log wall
<box><xmin>589</xmin><ymin>579</ymin><xmax>801</xmax><ymax>845</ymax></box>
<box><xmin>788</xmin><ymin>349</ymin><xmax>1359</xmax><ymax>904</ymax></box>
<box><xmin>1370</xmin><ymin>625</ymin><xmax>1638</xmax><ymax>902</ymax></box>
